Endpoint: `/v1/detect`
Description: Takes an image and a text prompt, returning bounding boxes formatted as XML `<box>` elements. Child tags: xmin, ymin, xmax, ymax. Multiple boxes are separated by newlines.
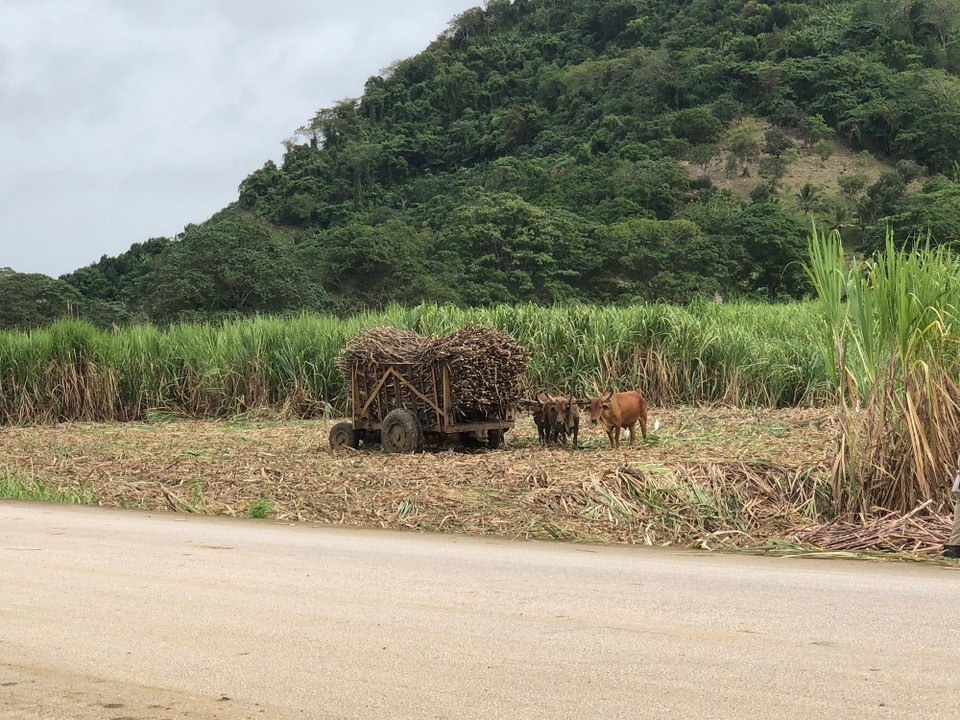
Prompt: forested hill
<box><xmin>12</xmin><ymin>0</ymin><xmax>960</xmax><ymax>329</ymax></box>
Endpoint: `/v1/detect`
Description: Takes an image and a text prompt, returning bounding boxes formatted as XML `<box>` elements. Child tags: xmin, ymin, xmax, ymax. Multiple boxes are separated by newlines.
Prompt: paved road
<box><xmin>1</xmin><ymin>501</ymin><xmax>959</xmax><ymax>720</ymax></box>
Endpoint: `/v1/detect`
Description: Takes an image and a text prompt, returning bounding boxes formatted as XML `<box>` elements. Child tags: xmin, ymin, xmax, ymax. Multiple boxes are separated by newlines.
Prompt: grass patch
<box><xmin>0</xmin><ymin>471</ymin><xmax>96</xmax><ymax>504</ymax></box>
<box><xmin>247</xmin><ymin>495</ymin><xmax>274</xmax><ymax>519</ymax></box>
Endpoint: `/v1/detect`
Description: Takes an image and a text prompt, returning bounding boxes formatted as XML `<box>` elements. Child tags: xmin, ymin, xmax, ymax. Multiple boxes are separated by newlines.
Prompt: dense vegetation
<box><xmin>808</xmin><ymin>229</ymin><xmax>960</xmax><ymax>514</ymax></box>
<box><xmin>9</xmin><ymin>0</ymin><xmax>960</xmax><ymax>329</ymax></box>
<box><xmin>6</xmin><ymin>228</ymin><xmax>960</xmax><ymax>519</ymax></box>
<box><xmin>0</xmin><ymin>300</ymin><xmax>831</xmax><ymax>425</ymax></box>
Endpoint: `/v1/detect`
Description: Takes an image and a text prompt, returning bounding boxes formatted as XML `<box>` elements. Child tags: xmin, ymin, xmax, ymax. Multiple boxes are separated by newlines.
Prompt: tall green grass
<box><xmin>807</xmin><ymin>227</ymin><xmax>960</xmax><ymax>515</ymax></box>
<box><xmin>0</xmin><ymin>302</ymin><xmax>832</xmax><ymax>424</ymax></box>
<box><xmin>0</xmin><ymin>471</ymin><xmax>97</xmax><ymax>504</ymax></box>
<box><xmin>412</xmin><ymin>301</ymin><xmax>831</xmax><ymax>406</ymax></box>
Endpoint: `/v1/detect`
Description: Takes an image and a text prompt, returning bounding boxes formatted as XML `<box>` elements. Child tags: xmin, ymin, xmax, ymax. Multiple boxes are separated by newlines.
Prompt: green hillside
<box><xmin>9</xmin><ymin>0</ymin><xmax>960</xmax><ymax>328</ymax></box>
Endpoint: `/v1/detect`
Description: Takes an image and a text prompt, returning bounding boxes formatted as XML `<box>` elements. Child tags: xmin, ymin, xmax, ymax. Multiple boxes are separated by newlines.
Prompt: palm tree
<box><xmin>823</xmin><ymin>201</ymin><xmax>857</xmax><ymax>238</ymax></box>
<box><xmin>795</xmin><ymin>182</ymin><xmax>823</xmax><ymax>218</ymax></box>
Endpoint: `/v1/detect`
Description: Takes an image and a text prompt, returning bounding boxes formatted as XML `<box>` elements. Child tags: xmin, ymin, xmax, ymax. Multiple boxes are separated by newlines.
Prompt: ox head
<box><xmin>536</xmin><ymin>392</ymin><xmax>578</xmax><ymax>430</ymax></box>
<box><xmin>533</xmin><ymin>391</ymin><xmax>552</xmax><ymax>426</ymax></box>
<box><xmin>587</xmin><ymin>390</ymin><xmax>614</xmax><ymax>426</ymax></box>
<box><xmin>552</xmin><ymin>393</ymin><xmax>578</xmax><ymax>427</ymax></box>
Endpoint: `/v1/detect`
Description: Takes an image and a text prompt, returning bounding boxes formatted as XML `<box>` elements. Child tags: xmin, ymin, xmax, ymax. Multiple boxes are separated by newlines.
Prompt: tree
<box><xmin>838</xmin><ymin>173</ymin><xmax>868</xmax><ymax>201</ymax></box>
<box><xmin>139</xmin><ymin>215</ymin><xmax>323</xmax><ymax>322</ymax></box>
<box><xmin>922</xmin><ymin>0</ymin><xmax>960</xmax><ymax>49</ymax></box>
<box><xmin>759</xmin><ymin>156</ymin><xmax>788</xmax><ymax>188</ymax></box>
<box><xmin>601</xmin><ymin>219</ymin><xmax>730</xmax><ymax>303</ymax></box>
<box><xmin>724</xmin><ymin>153</ymin><xmax>740</xmax><ymax>178</ymax></box>
<box><xmin>61</xmin><ymin>237</ymin><xmax>170</xmax><ymax>305</ymax></box>
<box><xmin>895</xmin><ymin>159</ymin><xmax>925</xmax><ymax>183</ymax></box>
<box><xmin>0</xmin><ymin>270</ymin><xmax>84</xmax><ymax>330</ymax></box>
<box><xmin>822</xmin><ymin>201</ymin><xmax>857</xmax><ymax>238</ymax></box>
<box><xmin>851</xmin><ymin>0</ymin><xmax>918</xmax><ymax>42</ymax></box>
<box><xmin>671</xmin><ymin>107</ymin><xmax>726</xmax><ymax>145</ymax></box>
<box><xmin>433</xmin><ymin>192</ymin><xmax>596</xmax><ymax>305</ymax></box>
<box><xmin>304</xmin><ymin>220</ymin><xmax>450</xmax><ymax>309</ymax></box>
<box><xmin>306</xmin><ymin>99</ymin><xmax>360</xmax><ymax>149</ymax></box>
<box><xmin>858</xmin><ymin>172</ymin><xmax>907</xmax><ymax>226</ymax></box>
<box><xmin>50</xmin><ymin>0</ymin><xmax>960</xmax><ymax>315</ymax></box>
<box><xmin>890</xmin><ymin>70</ymin><xmax>960</xmax><ymax>173</ymax></box>
<box><xmin>763</xmin><ymin>127</ymin><xmax>795</xmax><ymax>157</ymax></box>
<box><xmin>732</xmin><ymin>203</ymin><xmax>809</xmax><ymax>299</ymax></box>
<box><xmin>725</xmin><ymin>122</ymin><xmax>763</xmax><ymax>169</ymax></box>
<box><xmin>495</xmin><ymin>104</ymin><xmax>547</xmax><ymax>151</ymax></box>
<box><xmin>797</xmin><ymin>114</ymin><xmax>833</xmax><ymax>147</ymax></box>
<box><xmin>688</xmin><ymin>143</ymin><xmax>720</xmax><ymax>172</ymax></box>
<box><xmin>886</xmin><ymin>176</ymin><xmax>960</xmax><ymax>248</ymax></box>
<box><xmin>795</xmin><ymin>183</ymin><xmax>824</xmax><ymax>218</ymax></box>
<box><xmin>813</xmin><ymin>139</ymin><xmax>834</xmax><ymax>162</ymax></box>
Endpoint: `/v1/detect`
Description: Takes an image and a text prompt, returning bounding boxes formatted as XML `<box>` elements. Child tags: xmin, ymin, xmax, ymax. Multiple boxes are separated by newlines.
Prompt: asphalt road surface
<box><xmin>2</xmin><ymin>501</ymin><xmax>959</xmax><ymax>719</ymax></box>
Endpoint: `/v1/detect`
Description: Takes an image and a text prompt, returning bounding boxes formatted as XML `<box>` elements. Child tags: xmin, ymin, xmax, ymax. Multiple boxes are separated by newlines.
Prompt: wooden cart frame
<box><xmin>329</xmin><ymin>361</ymin><xmax>516</xmax><ymax>452</ymax></box>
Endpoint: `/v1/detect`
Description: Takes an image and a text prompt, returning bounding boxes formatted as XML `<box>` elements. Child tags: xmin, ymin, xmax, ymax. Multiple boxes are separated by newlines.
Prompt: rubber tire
<box><xmin>487</xmin><ymin>429</ymin><xmax>504</xmax><ymax>450</ymax></box>
<box><xmin>381</xmin><ymin>409</ymin><xmax>424</xmax><ymax>453</ymax></box>
<box><xmin>329</xmin><ymin>421</ymin><xmax>358</xmax><ymax>450</ymax></box>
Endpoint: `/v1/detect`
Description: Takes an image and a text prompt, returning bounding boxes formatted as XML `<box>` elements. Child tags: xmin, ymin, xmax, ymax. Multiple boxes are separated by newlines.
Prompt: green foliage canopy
<box><xmin>30</xmin><ymin>0</ymin><xmax>960</xmax><ymax>330</ymax></box>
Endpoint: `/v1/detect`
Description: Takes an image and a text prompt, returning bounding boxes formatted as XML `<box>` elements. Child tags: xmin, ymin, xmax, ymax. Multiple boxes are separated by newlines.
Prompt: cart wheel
<box><xmin>381</xmin><ymin>409</ymin><xmax>424</xmax><ymax>453</ymax></box>
<box><xmin>329</xmin><ymin>421</ymin><xmax>358</xmax><ymax>450</ymax></box>
<box><xmin>487</xmin><ymin>429</ymin><xmax>504</xmax><ymax>450</ymax></box>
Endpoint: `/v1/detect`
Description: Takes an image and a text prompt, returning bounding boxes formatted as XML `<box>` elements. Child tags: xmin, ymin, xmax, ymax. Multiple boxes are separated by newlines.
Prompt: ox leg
<box><xmin>572</xmin><ymin>420</ymin><xmax>579</xmax><ymax>449</ymax></box>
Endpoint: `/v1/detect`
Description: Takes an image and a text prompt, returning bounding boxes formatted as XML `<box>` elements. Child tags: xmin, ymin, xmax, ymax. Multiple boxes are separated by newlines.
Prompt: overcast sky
<box><xmin>0</xmin><ymin>0</ymin><xmax>479</xmax><ymax>278</ymax></box>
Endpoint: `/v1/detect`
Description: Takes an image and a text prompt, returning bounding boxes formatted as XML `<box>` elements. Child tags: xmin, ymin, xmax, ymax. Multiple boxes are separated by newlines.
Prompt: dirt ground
<box><xmin>0</xmin><ymin>406</ymin><xmax>841</xmax><ymax>548</ymax></box>
<box><xmin>0</xmin><ymin>662</ymin><xmax>265</xmax><ymax>720</ymax></box>
<box><xmin>680</xmin><ymin>118</ymin><xmax>899</xmax><ymax>202</ymax></box>
<box><xmin>1</xmin><ymin>405</ymin><xmax>955</xmax><ymax>555</ymax></box>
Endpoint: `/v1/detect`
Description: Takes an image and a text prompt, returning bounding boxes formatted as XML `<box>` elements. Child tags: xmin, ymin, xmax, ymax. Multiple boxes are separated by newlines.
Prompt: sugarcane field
<box><xmin>1</xmin><ymin>295</ymin><xmax>957</xmax><ymax>561</ymax></box>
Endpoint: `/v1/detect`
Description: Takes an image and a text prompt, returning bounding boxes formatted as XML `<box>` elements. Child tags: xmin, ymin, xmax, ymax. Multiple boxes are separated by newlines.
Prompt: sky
<box><xmin>0</xmin><ymin>0</ymin><xmax>479</xmax><ymax>278</ymax></box>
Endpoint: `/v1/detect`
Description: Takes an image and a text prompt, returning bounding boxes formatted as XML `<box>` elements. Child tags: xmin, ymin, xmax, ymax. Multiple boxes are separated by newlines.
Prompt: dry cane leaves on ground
<box><xmin>0</xmin><ymin>406</ymin><xmax>953</xmax><ymax>558</ymax></box>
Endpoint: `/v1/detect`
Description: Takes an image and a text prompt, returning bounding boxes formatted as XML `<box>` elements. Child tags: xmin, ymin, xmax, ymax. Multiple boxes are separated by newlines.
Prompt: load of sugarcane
<box><xmin>337</xmin><ymin>325</ymin><xmax>530</xmax><ymax>423</ymax></box>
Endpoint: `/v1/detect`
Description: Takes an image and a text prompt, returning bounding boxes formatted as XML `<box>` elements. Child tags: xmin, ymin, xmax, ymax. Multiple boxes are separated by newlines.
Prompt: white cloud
<box><xmin>0</xmin><ymin>0</ymin><xmax>478</xmax><ymax>276</ymax></box>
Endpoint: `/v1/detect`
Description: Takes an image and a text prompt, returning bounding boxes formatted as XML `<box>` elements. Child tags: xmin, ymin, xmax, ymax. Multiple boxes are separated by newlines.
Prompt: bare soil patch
<box><xmin>0</xmin><ymin>407</ymin><xmax>950</xmax><ymax>555</ymax></box>
<box><xmin>682</xmin><ymin>119</ymin><xmax>899</xmax><ymax>201</ymax></box>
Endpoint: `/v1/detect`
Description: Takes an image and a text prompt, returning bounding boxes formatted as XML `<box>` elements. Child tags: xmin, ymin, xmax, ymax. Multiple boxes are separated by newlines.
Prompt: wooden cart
<box><xmin>328</xmin><ymin>361</ymin><xmax>516</xmax><ymax>452</ymax></box>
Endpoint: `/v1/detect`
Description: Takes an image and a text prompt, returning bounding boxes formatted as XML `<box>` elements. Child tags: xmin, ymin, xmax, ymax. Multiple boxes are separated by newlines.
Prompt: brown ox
<box><xmin>548</xmin><ymin>394</ymin><xmax>580</xmax><ymax>448</ymax></box>
<box><xmin>587</xmin><ymin>390</ymin><xmax>648</xmax><ymax>449</ymax></box>
<box><xmin>533</xmin><ymin>392</ymin><xmax>552</xmax><ymax>446</ymax></box>
<box><xmin>534</xmin><ymin>392</ymin><xmax>580</xmax><ymax>448</ymax></box>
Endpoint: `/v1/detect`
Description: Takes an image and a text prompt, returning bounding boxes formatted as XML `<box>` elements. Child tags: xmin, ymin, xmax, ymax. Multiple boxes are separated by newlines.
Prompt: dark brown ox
<box><xmin>587</xmin><ymin>390</ymin><xmax>648</xmax><ymax>449</ymax></box>
<box><xmin>534</xmin><ymin>392</ymin><xmax>580</xmax><ymax>448</ymax></box>
<box><xmin>548</xmin><ymin>394</ymin><xmax>580</xmax><ymax>448</ymax></box>
<box><xmin>533</xmin><ymin>392</ymin><xmax>553</xmax><ymax>446</ymax></box>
